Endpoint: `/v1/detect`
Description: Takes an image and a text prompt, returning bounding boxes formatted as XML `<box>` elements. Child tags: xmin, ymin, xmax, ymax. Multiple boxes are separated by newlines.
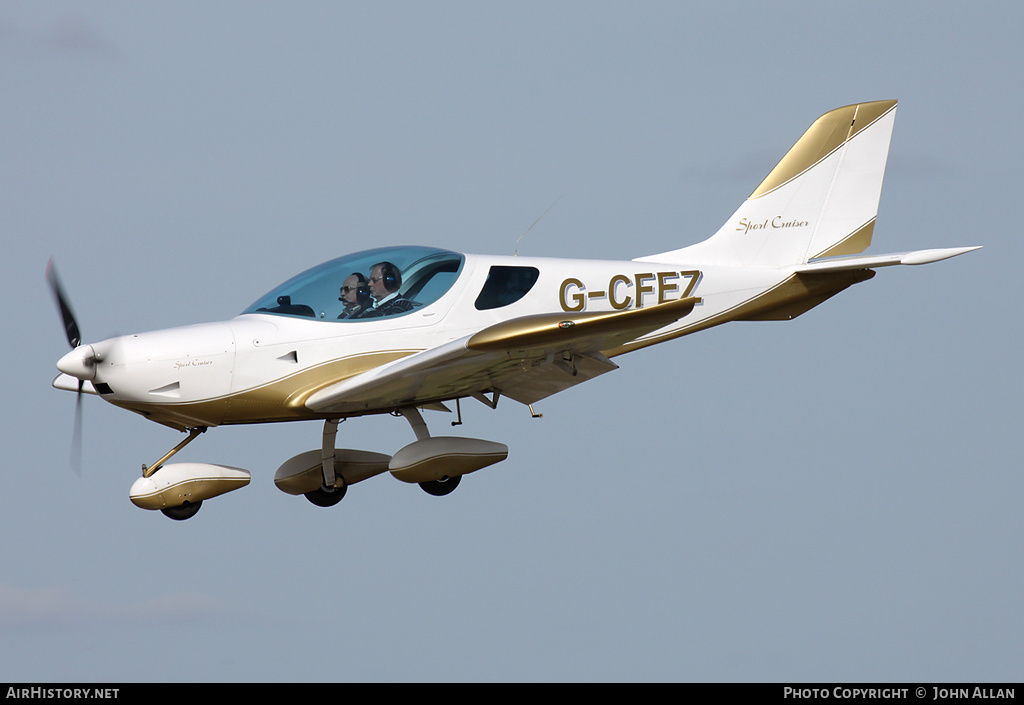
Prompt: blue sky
<box><xmin>1</xmin><ymin>1</ymin><xmax>1019</xmax><ymax>682</ymax></box>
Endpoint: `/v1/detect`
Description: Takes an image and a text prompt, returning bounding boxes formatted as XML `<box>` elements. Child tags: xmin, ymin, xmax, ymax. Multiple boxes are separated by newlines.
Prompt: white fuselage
<box><xmin>56</xmin><ymin>251</ymin><xmax>796</xmax><ymax>431</ymax></box>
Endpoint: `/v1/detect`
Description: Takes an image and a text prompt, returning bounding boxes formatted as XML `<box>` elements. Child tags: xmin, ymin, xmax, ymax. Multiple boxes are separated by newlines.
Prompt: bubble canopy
<box><xmin>241</xmin><ymin>246</ymin><xmax>465</xmax><ymax>322</ymax></box>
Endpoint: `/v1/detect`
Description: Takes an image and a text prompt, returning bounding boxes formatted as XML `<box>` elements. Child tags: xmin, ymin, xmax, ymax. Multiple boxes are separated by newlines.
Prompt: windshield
<box><xmin>242</xmin><ymin>246</ymin><xmax>465</xmax><ymax>321</ymax></box>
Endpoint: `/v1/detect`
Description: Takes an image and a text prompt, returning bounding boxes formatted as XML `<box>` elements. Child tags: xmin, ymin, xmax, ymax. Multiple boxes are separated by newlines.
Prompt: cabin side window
<box><xmin>474</xmin><ymin>265</ymin><xmax>540</xmax><ymax>310</ymax></box>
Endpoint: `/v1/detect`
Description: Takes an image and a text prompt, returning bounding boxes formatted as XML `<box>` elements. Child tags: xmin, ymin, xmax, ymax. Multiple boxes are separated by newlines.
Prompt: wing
<box><xmin>305</xmin><ymin>296</ymin><xmax>699</xmax><ymax>414</ymax></box>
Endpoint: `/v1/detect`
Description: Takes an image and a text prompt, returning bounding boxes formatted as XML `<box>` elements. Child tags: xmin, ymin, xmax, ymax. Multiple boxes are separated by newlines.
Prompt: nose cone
<box><xmin>57</xmin><ymin>344</ymin><xmax>97</xmax><ymax>381</ymax></box>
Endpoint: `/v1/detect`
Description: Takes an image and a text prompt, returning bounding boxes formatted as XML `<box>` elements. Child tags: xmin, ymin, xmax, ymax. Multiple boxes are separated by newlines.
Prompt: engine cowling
<box><xmin>129</xmin><ymin>463</ymin><xmax>250</xmax><ymax>510</ymax></box>
<box><xmin>388</xmin><ymin>437</ymin><xmax>508</xmax><ymax>484</ymax></box>
<box><xmin>274</xmin><ymin>449</ymin><xmax>392</xmax><ymax>495</ymax></box>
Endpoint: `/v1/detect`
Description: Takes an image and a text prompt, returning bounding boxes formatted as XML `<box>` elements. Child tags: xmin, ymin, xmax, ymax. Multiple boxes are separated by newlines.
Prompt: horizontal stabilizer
<box><xmin>793</xmin><ymin>246</ymin><xmax>981</xmax><ymax>274</ymax></box>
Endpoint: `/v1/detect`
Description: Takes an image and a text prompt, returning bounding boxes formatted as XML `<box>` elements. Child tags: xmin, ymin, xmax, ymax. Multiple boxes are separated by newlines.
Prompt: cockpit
<box><xmin>241</xmin><ymin>246</ymin><xmax>465</xmax><ymax>322</ymax></box>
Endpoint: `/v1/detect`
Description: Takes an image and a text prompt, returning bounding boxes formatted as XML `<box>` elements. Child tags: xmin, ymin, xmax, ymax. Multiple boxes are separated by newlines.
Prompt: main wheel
<box><xmin>161</xmin><ymin>500</ymin><xmax>202</xmax><ymax>521</ymax></box>
<box><xmin>419</xmin><ymin>475</ymin><xmax>461</xmax><ymax>496</ymax></box>
<box><xmin>304</xmin><ymin>482</ymin><xmax>348</xmax><ymax>507</ymax></box>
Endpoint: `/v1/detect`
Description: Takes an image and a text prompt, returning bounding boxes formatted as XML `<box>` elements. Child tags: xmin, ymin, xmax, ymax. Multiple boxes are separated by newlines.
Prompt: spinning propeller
<box><xmin>46</xmin><ymin>258</ymin><xmax>91</xmax><ymax>475</ymax></box>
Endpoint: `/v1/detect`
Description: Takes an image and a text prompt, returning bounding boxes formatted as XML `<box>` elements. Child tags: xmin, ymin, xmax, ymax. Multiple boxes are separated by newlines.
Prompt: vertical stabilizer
<box><xmin>638</xmin><ymin>100</ymin><xmax>898</xmax><ymax>268</ymax></box>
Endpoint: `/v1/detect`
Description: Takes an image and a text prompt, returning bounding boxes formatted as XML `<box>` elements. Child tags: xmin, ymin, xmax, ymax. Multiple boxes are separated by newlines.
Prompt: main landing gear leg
<box><xmin>304</xmin><ymin>418</ymin><xmax>347</xmax><ymax>507</ymax></box>
<box><xmin>398</xmin><ymin>407</ymin><xmax>461</xmax><ymax>497</ymax></box>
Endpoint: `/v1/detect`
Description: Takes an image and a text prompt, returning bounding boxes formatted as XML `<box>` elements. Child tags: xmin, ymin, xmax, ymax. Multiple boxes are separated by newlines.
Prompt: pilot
<box><xmin>337</xmin><ymin>273</ymin><xmax>371</xmax><ymax>319</ymax></box>
<box><xmin>360</xmin><ymin>261</ymin><xmax>414</xmax><ymax>318</ymax></box>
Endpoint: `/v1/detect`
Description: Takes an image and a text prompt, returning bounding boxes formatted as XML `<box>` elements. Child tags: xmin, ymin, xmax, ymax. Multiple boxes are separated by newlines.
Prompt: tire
<box><xmin>304</xmin><ymin>483</ymin><xmax>348</xmax><ymax>507</ymax></box>
<box><xmin>419</xmin><ymin>475</ymin><xmax>461</xmax><ymax>496</ymax></box>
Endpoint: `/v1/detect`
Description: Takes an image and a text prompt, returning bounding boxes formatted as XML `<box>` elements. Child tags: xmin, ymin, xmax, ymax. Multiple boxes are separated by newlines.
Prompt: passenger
<box><xmin>360</xmin><ymin>261</ymin><xmax>414</xmax><ymax>317</ymax></box>
<box><xmin>337</xmin><ymin>273</ymin><xmax>371</xmax><ymax>319</ymax></box>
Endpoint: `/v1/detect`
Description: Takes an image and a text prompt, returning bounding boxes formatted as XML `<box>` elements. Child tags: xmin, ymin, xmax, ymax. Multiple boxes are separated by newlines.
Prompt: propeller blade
<box><xmin>71</xmin><ymin>381</ymin><xmax>84</xmax><ymax>477</ymax></box>
<box><xmin>47</xmin><ymin>258</ymin><xmax>86</xmax><ymax>476</ymax></box>
<box><xmin>46</xmin><ymin>257</ymin><xmax>82</xmax><ymax>349</ymax></box>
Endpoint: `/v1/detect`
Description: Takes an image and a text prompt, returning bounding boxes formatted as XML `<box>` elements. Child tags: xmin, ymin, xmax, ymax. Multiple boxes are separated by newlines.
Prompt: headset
<box><xmin>339</xmin><ymin>273</ymin><xmax>372</xmax><ymax>306</ymax></box>
<box><xmin>372</xmin><ymin>262</ymin><xmax>401</xmax><ymax>293</ymax></box>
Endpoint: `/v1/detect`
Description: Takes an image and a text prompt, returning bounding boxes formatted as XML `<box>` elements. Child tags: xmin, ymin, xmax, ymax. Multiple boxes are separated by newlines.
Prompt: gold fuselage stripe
<box><xmin>604</xmin><ymin>269</ymin><xmax>873</xmax><ymax>358</ymax></box>
<box><xmin>111</xmin><ymin>348</ymin><xmax>420</xmax><ymax>431</ymax></box>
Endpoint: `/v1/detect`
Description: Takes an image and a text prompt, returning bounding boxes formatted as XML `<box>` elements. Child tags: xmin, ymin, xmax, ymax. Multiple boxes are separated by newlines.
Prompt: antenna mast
<box><xmin>514</xmin><ymin>195</ymin><xmax>562</xmax><ymax>256</ymax></box>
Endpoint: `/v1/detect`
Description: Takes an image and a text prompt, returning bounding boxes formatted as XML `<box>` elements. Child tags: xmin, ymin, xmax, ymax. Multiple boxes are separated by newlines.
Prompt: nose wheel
<box><xmin>160</xmin><ymin>500</ymin><xmax>202</xmax><ymax>521</ymax></box>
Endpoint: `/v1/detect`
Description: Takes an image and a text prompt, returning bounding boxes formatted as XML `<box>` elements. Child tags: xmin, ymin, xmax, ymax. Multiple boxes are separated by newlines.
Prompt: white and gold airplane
<box><xmin>50</xmin><ymin>100</ymin><xmax>979</xmax><ymax>520</ymax></box>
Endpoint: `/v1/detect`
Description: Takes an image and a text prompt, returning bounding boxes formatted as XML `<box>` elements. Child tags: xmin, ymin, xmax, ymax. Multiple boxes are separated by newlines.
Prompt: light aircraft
<box><xmin>49</xmin><ymin>100</ymin><xmax>979</xmax><ymax>520</ymax></box>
